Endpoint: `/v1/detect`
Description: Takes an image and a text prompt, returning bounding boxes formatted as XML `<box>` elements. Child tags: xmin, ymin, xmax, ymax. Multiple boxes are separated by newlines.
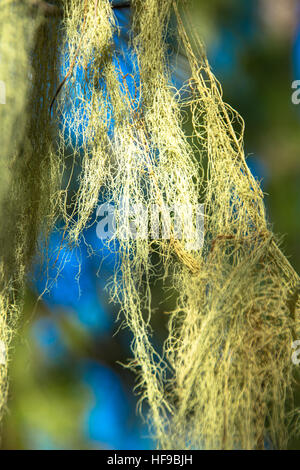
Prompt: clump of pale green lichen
<box><xmin>0</xmin><ymin>0</ymin><xmax>61</xmax><ymax>416</ymax></box>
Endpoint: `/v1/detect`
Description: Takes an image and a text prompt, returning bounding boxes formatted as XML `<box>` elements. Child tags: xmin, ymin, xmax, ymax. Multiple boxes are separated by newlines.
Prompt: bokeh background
<box><xmin>1</xmin><ymin>0</ymin><xmax>300</xmax><ymax>450</ymax></box>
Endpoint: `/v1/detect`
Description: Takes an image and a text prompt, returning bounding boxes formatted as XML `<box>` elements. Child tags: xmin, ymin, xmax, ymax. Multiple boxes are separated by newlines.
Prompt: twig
<box><xmin>50</xmin><ymin>0</ymin><xmax>89</xmax><ymax>114</ymax></box>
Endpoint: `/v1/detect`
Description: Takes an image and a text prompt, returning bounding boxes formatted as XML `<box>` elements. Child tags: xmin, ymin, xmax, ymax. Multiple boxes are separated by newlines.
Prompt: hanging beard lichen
<box><xmin>0</xmin><ymin>0</ymin><xmax>299</xmax><ymax>449</ymax></box>
<box><xmin>0</xmin><ymin>1</ymin><xmax>61</xmax><ymax>417</ymax></box>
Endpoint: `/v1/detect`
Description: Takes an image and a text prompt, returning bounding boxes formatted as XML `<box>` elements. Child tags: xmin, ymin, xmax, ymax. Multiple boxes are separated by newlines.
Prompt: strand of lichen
<box><xmin>58</xmin><ymin>0</ymin><xmax>115</xmax><ymax>242</ymax></box>
<box><xmin>0</xmin><ymin>0</ymin><xmax>39</xmax><ymax>419</ymax></box>
<box><xmin>63</xmin><ymin>0</ymin><xmax>175</xmax><ymax>442</ymax></box>
<box><xmin>57</xmin><ymin>0</ymin><xmax>204</xmax><ymax>444</ymax></box>
<box><xmin>0</xmin><ymin>1</ymin><xmax>61</xmax><ymax>421</ymax></box>
<box><xmin>161</xmin><ymin>2</ymin><xmax>300</xmax><ymax>449</ymax></box>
